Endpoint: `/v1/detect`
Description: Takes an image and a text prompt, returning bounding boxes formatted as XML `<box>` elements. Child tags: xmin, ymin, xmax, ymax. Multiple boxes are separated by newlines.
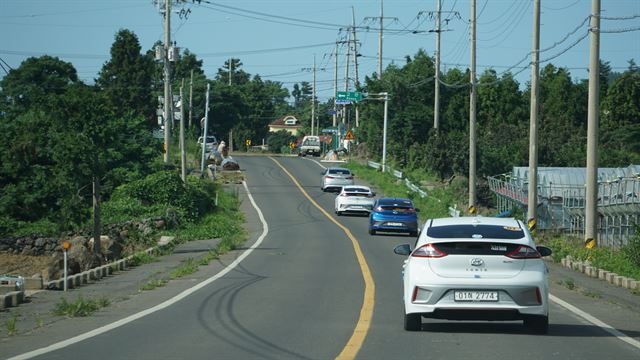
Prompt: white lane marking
<box><xmin>10</xmin><ymin>181</ymin><xmax>269</xmax><ymax>360</ymax></box>
<box><xmin>304</xmin><ymin>157</ymin><xmax>326</xmax><ymax>170</ymax></box>
<box><xmin>550</xmin><ymin>294</ymin><xmax>640</xmax><ymax>350</ymax></box>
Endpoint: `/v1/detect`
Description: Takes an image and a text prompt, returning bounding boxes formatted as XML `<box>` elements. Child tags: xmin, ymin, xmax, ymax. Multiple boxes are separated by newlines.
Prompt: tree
<box><xmin>97</xmin><ymin>29</ymin><xmax>155</xmax><ymax>121</ymax></box>
<box><xmin>0</xmin><ymin>56</ymin><xmax>79</xmax><ymax>117</ymax></box>
<box><xmin>216</xmin><ymin>58</ymin><xmax>249</xmax><ymax>85</ymax></box>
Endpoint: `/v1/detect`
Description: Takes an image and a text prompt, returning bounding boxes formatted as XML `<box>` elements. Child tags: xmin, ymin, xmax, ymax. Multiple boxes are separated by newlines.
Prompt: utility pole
<box><xmin>352</xmin><ymin>6</ymin><xmax>360</xmax><ymax>128</ymax></box>
<box><xmin>163</xmin><ymin>0</ymin><xmax>172</xmax><ymax>163</ymax></box>
<box><xmin>333</xmin><ymin>42</ymin><xmax>338</xmax><ymax>127</ymax></box>
<box><xmin>312</xmin><ymin>55</ymin><xmax>316</xmax><ymax>137</ymax></box>
<box><xmin>528</xmin><ymin>0</ymin><xmax>541</xmax><ymax>230</ymax></box>
<box><xmin>379</xmin><ymin>0</ymin><xmax>384</xmax><ymax>76</ymax></box>
<box><xmin>469</xmin><ymin>0</ymin><xmax>477</xmax><ymax>214</ymax></box>
<box><xmin>382</xmin><ymin>93</ymin><xmax>389</xmax><ymax>172</ymax></box>
<box><xmin>180</xmin><ymin>79</ymin><xmax>186</xmax><ymax>182</ymax></box>
<box><xmin>434</xmin><ymin>0</ymin><xmax>442</xmax><ymax>131</ymax></box>
<box><xmin>228</xmin><ymin>58</ymin><xmax>232</xmax><ymax>86</ymax></box>
<box><xmin>200</xmin><ymin>83</ymin><xmax>210</xmax><ymax>174</ymax></box>
<box><xmin>344</xmin><ymin>29</ymin><xmax>350</xmax><ymax>126</ymax></box>
<box><xmin>585</xmin><ymin>0</ymin><xmax>601</xmax><ymax>248</ymax></box>
<box><xmin>188</xmin><ymin>69</ymin><xmax>193</xmax><ymax>129</ymax></box>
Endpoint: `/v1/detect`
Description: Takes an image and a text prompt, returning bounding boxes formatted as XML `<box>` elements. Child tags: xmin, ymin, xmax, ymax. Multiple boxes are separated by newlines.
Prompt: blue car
<box><xmin>368</xmin><ymin>198</ymin><xmax>420</xmax><ymax>236</ymax></box>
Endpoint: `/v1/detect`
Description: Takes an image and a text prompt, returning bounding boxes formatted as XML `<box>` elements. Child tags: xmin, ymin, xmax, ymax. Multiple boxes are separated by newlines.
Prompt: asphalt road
<box><xmin>3</xmin><ymin>155</ymin><xmax>640</xmax><ymax>360</ymax></box>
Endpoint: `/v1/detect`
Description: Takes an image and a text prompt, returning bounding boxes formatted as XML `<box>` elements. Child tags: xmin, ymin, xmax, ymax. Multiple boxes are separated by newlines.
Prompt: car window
<box><xmin>329</xmin><ymin>169</ymin><xmax>351</xmax><ymax>175</ymax></box>
<box><xmin>426</xmin><ymin>224</ymin><xmax>525</xmax><ymax>239</ymax></box>
<box><xmin>379</xmin><ymin>206</ymin><xmax>414</xmax><ymax>213</ymax></box>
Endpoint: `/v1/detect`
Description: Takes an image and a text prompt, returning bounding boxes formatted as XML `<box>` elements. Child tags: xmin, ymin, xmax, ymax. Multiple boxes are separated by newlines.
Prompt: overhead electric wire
<box><xmin>540</xmin><ymin>16</ymin><xmax>590</xmax><ymax>53</ymax></box>
<box><xmin>542</xmin><ymin>0</ymin><xmax>581</xmax><ymax>11</ymax></box>
<box><xmin>600</xmin><ymin>26</ymin><xmax>640</xmax><ymax>33</ymax></box>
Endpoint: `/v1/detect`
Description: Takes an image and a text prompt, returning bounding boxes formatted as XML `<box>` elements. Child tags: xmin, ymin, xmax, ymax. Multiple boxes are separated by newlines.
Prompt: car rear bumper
<box><xmin>404</xmin><ymin>284</ymin><xmax>548</xmax><ymax>318</ymax></box>
<box><xmin>370</xmin><ymin>220</ymin><xmax>418</xmax><ymax>233</ymax></box>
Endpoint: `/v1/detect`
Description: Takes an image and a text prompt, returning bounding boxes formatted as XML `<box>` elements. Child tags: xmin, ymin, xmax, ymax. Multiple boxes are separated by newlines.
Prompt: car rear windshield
<box><xmin>329</xmin><ymin>169</ymin><xmax>351</xmax><ymax>175</ymax></box>
<box><xmin>426</xmin><ymin>224</ymin><xmax>525</xmax><ymax>239</ymax></box>
<box><xmin>379</xmin><ymin>206</ymin><xmax>414</xmax><ymax>213</ymax></box>
<box><xmin>433</xmin><ymin>242</ymin><xmax>522</xmax><ymax>255</ymax></box>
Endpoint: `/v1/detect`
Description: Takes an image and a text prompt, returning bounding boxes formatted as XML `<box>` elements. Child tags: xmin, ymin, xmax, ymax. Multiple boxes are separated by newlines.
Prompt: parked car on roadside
<box><xmin>393</xmin><ymin>216</ymin><xmax>552</xmax><ymax>333</ymax></box>
<box><xmin>321</xmin><ymin>167</ymin><xmax>354</xmax><ymax>192</ymax></box>
<box><xmin>368</xmin><ymin>197</ymin><xmax>419</xmax><ymax>236</ymax></box>
<box><xmin>334</xmin><ymin>185</ymin><xmax>376</xmax><ymax>216</ymax></box>
<box><xmin>197</xmin><ymin>135</ymin><xmax>218</xmax><ymax>153</ymax></box>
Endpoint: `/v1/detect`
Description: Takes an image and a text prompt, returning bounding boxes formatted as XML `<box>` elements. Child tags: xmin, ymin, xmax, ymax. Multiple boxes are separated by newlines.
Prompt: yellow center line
<box><xmin>269</xmin><ymin>157</ymin><xmax>375</xmax><ymax>360</ymax></box>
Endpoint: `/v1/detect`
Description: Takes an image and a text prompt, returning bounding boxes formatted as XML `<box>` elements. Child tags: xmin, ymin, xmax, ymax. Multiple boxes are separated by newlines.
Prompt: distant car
<box><xmin>321</xmin><ymin>167</ymin><xmax>354</xmax><ymax>192</ymax></box>
<box><xmin>334</xmin><ymin>185</ymin><xmax>376</xmax><ymax>216</ymax></box>
<box><xmin>393</xmin><ymin>216</ymin><xmax>552</xmax><ymax>333</ymax></box>
<box><xmin>368</xmin><ymin>198</ymin><xmax>419</xmax><ymax>236</ymax></box>
<box><xmin>299</xmin><ymin>135</ymin><xmax>321</xmax><ymax>156</ymax></box>
<box><xmin>197</xmin><ymin>135</ymin><xmax>218</xmax><ymax>153</ymax></box>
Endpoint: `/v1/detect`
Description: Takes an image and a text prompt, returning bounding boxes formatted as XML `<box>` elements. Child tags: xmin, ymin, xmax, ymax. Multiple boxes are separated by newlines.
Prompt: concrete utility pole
<box><xmin>585</xmin><ymin>0</ymin><xmax>601</xmax><ymax>248</ymax></box>
<box><xmin>434</xmin><ymin>0</ymin><xmax>442</xmax><ymax>131</ymax></box>
<box><xmin>352</xmin><ymin>6</ymin><xmax>360</xmax><ymax>128</ymax></box>
<box><xmin>382</xmin><ymin>92</ymin><xmax>389</xmax><ymax>172</ymax></box>
<box><xmin>188</xmin><ymin>69</ymin><xmax>193</xmax><ymax>129</ymax></box>
<box><xmin>200</xmin><ymin>83</ymin><xmax>210</xmax><ymax>174</ymax></box>
<box><xmin>163</xmin><ymin>0</ymin><xmax>172</xmax><ymax>163</ymax></box>
<box><xmin>180</xmin><ymin>80</ymin><xmax>186</xmax><ymax>182</ymax></box>
<box><xmin>469</xmin><ymin>0</ymin><xmax>477</xmax><ymax>213</ymax></box>
<box><xmin>379</xmin><ymin>0</ymin><xmax>384</xmax><ymax>76</ymax></box>
<box><xmin>333</xmin><ymin>42</ymin><xmax>338</xmax><ymax>127</ymax></box>
<box><xmin>312</xmin><ymin>55</ymin><xmax>316</xmax><ymax>136</ymax></box>
<box><xmin>228</xmin><ymin>58</ymin><xmax>233</xmax><ymax>86</ymax></box>
<box><xmin>528</xmin><ymin>0</ymin><xmax>541</xmax><ymax>229</ymax></box>
<box><xmin>344</xmin><ymin>29</ymin><xmax>351</xmax><ymax>126</ymax></box>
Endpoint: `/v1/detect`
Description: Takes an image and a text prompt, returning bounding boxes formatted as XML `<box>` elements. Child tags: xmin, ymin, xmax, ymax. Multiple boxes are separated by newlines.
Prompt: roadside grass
<box><xmin>128</xmin><ymin>251</ymin><xmax>157</xmax><ymax>267</ymax></box>
<box><xmin>170</xmin><ymin>258</ymin><xmax>198</xmax><ymax>279</ymax></box>
<box><xmin>344</xmin><ymin>161</ymin><xmax>462</xmax><ymax>221</ymax></box>
<box><xmin>52</xmin><ymin>295</ymin><xmax>110</xmax><ymax>317</ymax></box>
<box><xmin>140</xmin><ymin>279</ymin><xmax>168</xmax><ymax>291</ymax></box>
<box><xmin>6</xmin><ymin>312</ymin><xmax>18</xmax><ymax>336</ymax></box>
<box><xmin>539</xmin><ymin>234</ymin><xmax>640</xmax><ymax>281</ymax></box>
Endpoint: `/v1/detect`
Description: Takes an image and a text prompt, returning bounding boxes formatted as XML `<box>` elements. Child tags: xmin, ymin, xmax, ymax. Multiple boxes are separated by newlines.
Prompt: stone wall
<box><xmin>0</xmin><ymin>216</ymin><xmax>167</xmax><ymax>258</ymax></box>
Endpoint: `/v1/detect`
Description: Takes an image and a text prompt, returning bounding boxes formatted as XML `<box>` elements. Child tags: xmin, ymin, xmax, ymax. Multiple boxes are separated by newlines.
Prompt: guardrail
<box><xmin>366</xmin><ymin>161</ymin><xmax>437</xmax><ymax>202</ymax></box>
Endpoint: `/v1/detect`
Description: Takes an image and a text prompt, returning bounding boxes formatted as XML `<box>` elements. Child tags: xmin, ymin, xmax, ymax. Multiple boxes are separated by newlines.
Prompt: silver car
<box><xmin>321</xmin><ymin>167</ymin><xmax>354</xmax><ymax>192</ymax></box>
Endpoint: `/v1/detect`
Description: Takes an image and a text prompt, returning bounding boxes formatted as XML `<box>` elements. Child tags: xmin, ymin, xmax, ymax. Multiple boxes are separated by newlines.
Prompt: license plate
<box><xmin>386</xmin><ymin>222</ymin><xmax>403</xmax><ymax>226</ymax></box>
<box><xmin>454</xmin><ymin>291</ymin><xmax>499</xmax><ymax>302</ymax></box>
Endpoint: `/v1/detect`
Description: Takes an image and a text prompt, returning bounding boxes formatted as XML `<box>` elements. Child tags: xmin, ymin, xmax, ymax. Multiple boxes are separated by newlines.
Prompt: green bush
<box><xmin>0</xmin><ymin>216</ymin><xmax>61</xmax><ymax>237</ymax></box>
<box><xmin>101</xmin><ymin>171</ymin><xmax>215</xmax><ymax>225</ymax></box>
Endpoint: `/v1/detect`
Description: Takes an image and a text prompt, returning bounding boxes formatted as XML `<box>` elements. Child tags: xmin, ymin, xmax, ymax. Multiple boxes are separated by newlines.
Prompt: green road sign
<box><xmin>337</xmin><ymin>91</ymin><xmax>362</xmax><ymax>102</ymax></box>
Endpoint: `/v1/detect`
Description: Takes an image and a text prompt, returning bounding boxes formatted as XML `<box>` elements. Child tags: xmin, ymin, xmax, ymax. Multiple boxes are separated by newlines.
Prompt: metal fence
<box><xmin>488</xmin><ymin>166</ymin><xmax>640</xmax><ymax>248</ymax></box>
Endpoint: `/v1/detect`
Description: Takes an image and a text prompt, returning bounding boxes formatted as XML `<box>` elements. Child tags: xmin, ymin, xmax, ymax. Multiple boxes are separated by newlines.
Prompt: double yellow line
<box><xmin>270</xmin><ymin>157</ymin><xmax>375</xmax><ymax>360</ymax></box>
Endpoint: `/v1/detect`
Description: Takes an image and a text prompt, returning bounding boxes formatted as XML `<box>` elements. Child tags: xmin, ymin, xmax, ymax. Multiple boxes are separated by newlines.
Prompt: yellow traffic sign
<box><xmin>468</xmin><ymin>205</ymin><xmax>476</xmax><ymax>215</ymax></box>
<box><xmin>585</xmin><ymin>238</ymin><xmax>596</xmax><ymax>249</ymax></box>
<box><xmin>528</xmin><ymin>218</ymin><xmax>537</xmax><ymax>235</ymax></box>
<box><xmin>345</xmin><ymin>130</ymin><xmax>354</xmax><ymax>140</ymax></box>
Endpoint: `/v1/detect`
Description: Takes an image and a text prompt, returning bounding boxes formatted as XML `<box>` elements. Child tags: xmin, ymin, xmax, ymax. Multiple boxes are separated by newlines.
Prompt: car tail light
<box><xmin>535</xmin><ymin>287</ymin><xmax>542</xmax><ymax>304</ymax></box>
<box><xmin>405</xmin><ymin>208</ymin><xmax>416</xmax><ymax>213</ymax></box>
<box><xmin>505</xmin><ymin>245</ymin><xmax>541</xmax><ymax>259</ymax></box>
<box><xmin>374</xmin><ymin>206</ymin><xmax>384</xmax><ymax>212</ymax></box>
<box><xmin>324</xmin><ymin>175</ymin><xmax>335</xmax><ymax>179</ymax></box>
<box><xmin>367</xmin><ymin>194</ymin><xmax>375</xmax><ymax>198</ymax></box>
<box><xmin>340</xmin><ymin>192</ymin><xmax>349</xmax><ymax>197</ymax></box>
<box><xmin>412</xmin><ymin>244</ymin><xmax>447</xmax><ymax>258</ymax></box>
<box><xmin>345</xmin><ymin>175</ymin><xmax>353</xmax><ymax>179</ymax></box>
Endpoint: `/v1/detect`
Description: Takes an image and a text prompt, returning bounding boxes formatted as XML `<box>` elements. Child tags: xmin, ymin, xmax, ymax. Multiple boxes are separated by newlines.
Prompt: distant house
<box><xmin>268</xmin><ymin>115</ymin><xmax>301</xmax><ymax>136</ymax></box>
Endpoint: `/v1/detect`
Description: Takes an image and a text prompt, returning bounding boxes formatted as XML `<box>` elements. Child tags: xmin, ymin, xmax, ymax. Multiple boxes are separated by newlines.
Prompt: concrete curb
<box><xmin>1</xmin><ymin>237</ymin><xmax>175</xmax><ymax>309</ymax></box>
<box><xmin>559</xmin><ymin>255</ymin><xmax>639</xmax><ymax>291</ymax></box>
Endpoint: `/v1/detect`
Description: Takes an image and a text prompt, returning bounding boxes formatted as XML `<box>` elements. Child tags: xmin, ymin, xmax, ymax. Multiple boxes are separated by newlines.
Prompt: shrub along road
<box><xmin>1</xmin><ymin>155</ymin><xmax>639</xmax><ymax>360</ymax></box>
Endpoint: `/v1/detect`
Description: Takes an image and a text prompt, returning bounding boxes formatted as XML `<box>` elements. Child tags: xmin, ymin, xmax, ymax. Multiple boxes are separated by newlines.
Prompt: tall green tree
<box><xmin>97</xmin><ymin>29</ymin><xmax>155</xmax><ymax>121</ymax></box>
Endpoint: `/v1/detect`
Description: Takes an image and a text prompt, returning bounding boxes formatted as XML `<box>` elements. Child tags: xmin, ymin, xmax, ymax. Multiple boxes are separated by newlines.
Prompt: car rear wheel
<box><xmin>336</xmin><ymin>210</ymin><xmax>342</xmax><ymax>216</ymax></box>
<box><xmin>524</xmin><ymin>315</ymin><xmax>549</xmax><ymax>334</ymax></box>
<box><xmin>368</xmin><ymin>228</ymin><xmax>376</xmax><ymax>235</ymax></box>
<box><xmin>404</xmin><ymin>312</ymin><xmax>421</xmax><ymax>331</ymax></box>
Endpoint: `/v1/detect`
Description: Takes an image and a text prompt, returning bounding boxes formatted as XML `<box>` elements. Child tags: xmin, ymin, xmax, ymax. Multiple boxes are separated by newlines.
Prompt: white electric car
<box><xmin>334</xmin><ymin>185</ymin><xmax>376</xmax><ymax>216</ymax></box>
<box><xmin>394</xmin><ymin>216</ymin><xmax>552</xmax><ymax>333</ymax></box>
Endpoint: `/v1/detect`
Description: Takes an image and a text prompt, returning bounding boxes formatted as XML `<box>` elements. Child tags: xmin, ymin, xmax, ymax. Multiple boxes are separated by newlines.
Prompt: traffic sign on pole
<box><xmin>337</xmin><ymin>91</ymin><xmax>362</xmax><ymax>102</ymax></box>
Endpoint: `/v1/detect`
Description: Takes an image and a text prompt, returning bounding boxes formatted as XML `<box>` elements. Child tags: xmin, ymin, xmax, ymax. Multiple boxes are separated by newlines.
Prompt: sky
<box><xmin>1</xmin><ymin>0</ymin><xmax>639</xmax><ymax>103</ymax></box>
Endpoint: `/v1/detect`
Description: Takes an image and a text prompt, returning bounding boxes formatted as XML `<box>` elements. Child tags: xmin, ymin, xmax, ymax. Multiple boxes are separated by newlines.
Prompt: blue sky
<box><xmin>1</xmin><ymin>0</ymin><xmax>639</xmax><ymax>102</ymax></box>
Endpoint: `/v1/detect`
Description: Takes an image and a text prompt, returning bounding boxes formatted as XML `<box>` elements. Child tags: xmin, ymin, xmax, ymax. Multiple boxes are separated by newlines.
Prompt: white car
<box><xmin>334</xmin><ymin>185</ymin><xmax>376</xmax><ymax>216</ymax></box>
<box><xmin>197</xmin><ymin>135</ymin><xmax>218</xmax><ymax>153</ymax></box>
<box><xmin>394</xmin><ymin>216</ymin><xmax>552</xmax><ymax>333</ymax></box>
<box><xmin>321</xmin><ymin>167</ymin><xmax>355</xmax><ymax>192</ymax></box>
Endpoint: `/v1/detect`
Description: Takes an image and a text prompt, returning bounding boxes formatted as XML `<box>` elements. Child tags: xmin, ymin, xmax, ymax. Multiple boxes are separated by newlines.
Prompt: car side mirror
<box><xmin>393</xmin><ymin>244</ymin><xmax>412</xmax><ymax>256</ymax></box>
<box><xmin>536</xmin><ymin>246</ymin><xmax>553</xmax><ymax>257</ymax></box>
